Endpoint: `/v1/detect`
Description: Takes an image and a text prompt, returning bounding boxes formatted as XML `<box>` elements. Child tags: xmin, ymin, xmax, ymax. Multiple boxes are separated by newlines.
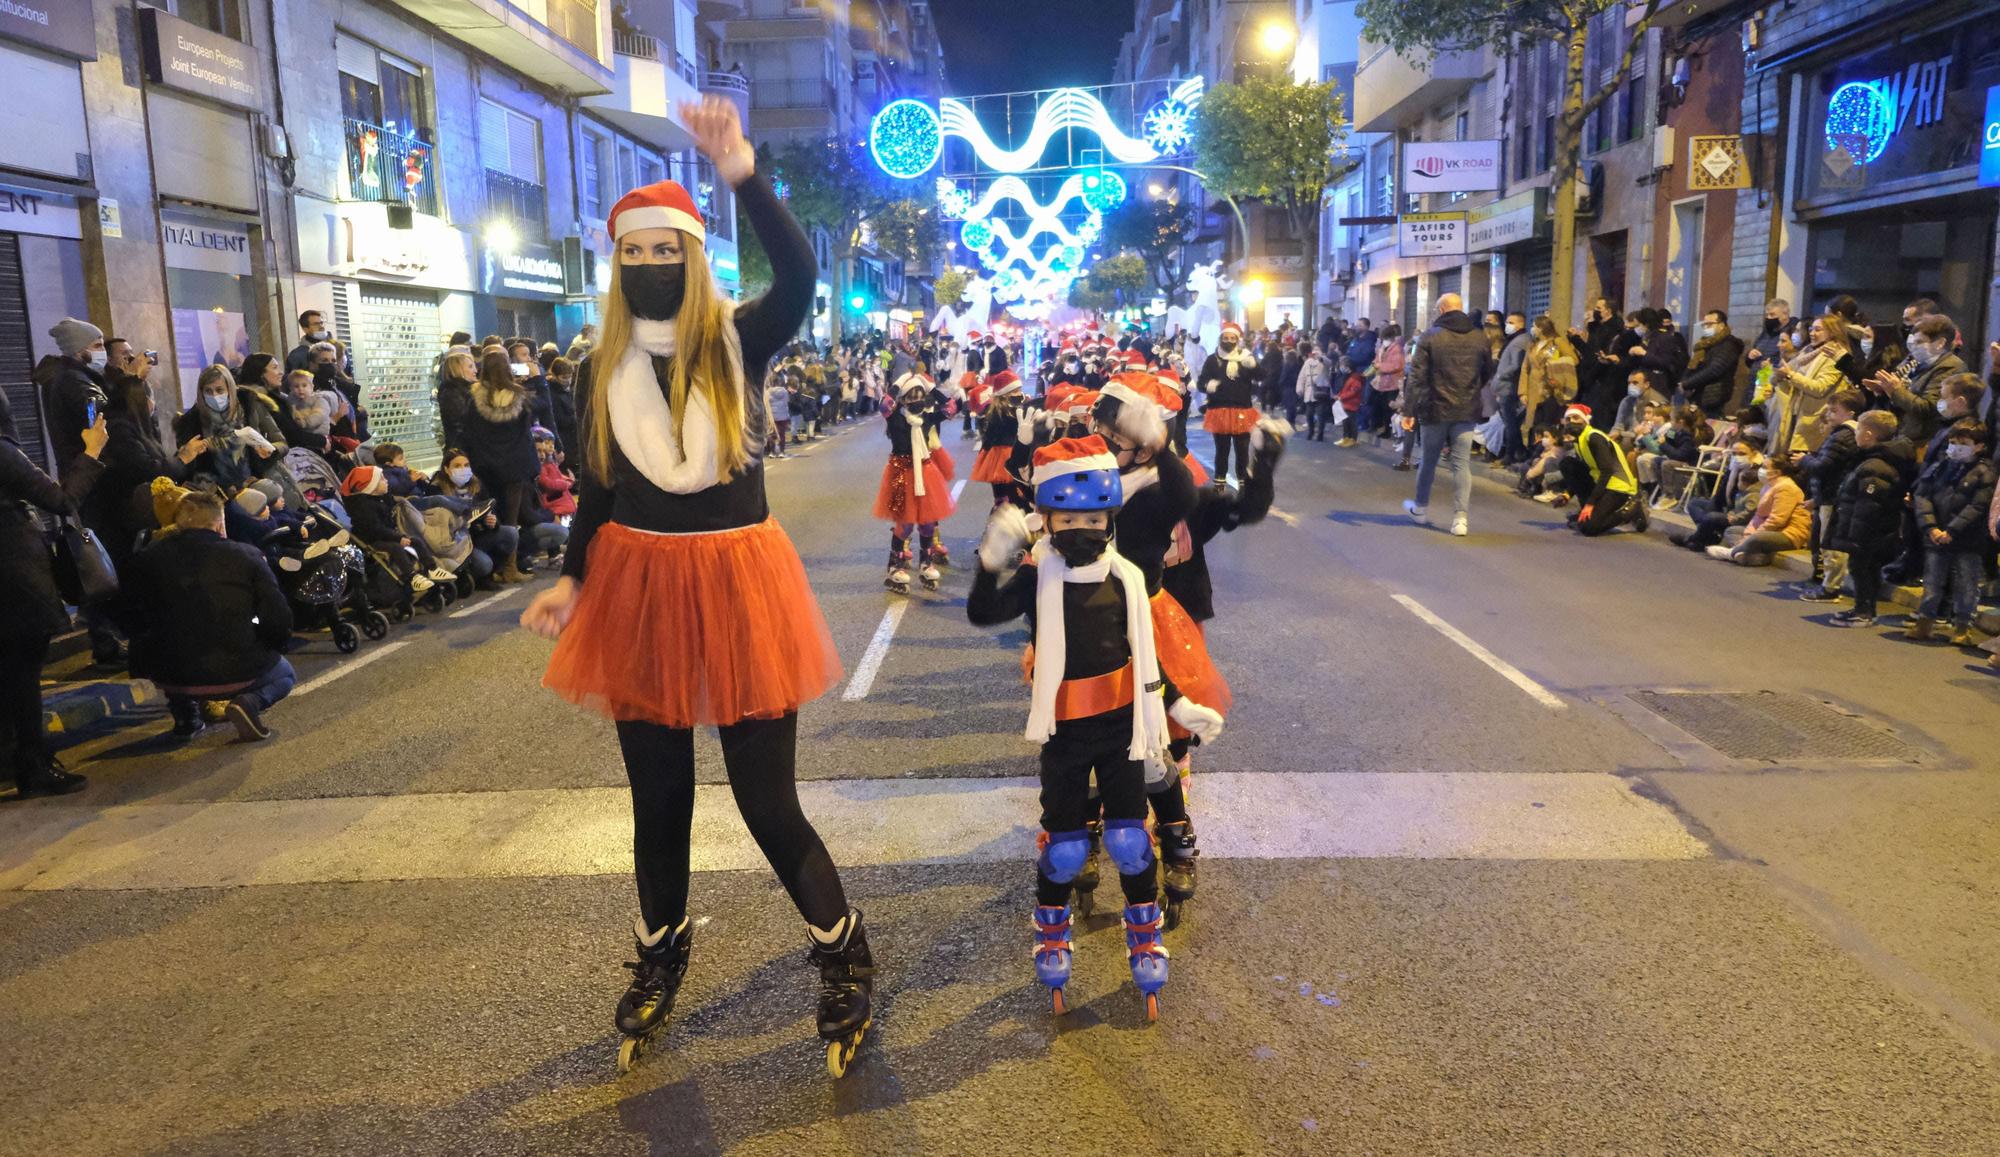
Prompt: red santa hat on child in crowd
<box><xmin>342</xmin><ymin>466</ymin><xmax>387</xmax><ymax>497</ymax></box>
<box><xmin>608</xmin><ymin>181</ymin><xmax>706</xmax><ymax>247</ymax></box>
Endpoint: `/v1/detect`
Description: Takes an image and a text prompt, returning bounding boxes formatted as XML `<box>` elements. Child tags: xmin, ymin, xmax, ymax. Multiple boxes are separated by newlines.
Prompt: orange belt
<box><xmin>1054</xmin><ymin>663</ymin><xmax>1136</xmax><ymax>721</ymax></box>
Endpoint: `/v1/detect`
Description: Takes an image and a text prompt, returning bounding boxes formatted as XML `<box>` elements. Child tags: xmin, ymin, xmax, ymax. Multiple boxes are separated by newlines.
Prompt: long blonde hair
<box><xmin>585</xmin><ymin>234</ymin><xmax>749</xmax><ymax>485</ymax></box>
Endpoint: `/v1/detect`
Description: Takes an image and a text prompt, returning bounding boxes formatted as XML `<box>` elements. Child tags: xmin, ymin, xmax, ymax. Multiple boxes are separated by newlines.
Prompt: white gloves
<box><xmin>977</xmin><ymin>503</ymin><xmax>1033</xmax><ymax>572</ymax></box>
<box><xmin>1168</xmin><ymin>698</ymin><xmax>1224</xmax><ymax>744</ymax></box>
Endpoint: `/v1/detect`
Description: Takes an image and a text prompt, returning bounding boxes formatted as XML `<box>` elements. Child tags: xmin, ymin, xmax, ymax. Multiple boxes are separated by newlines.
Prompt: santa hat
<box><xmin>1031</xmin><ymin>436</ymin><xmax>1122</xmax><ymax>508</ymax></box>
<box><xmin>1564</xmin><ymin>403</ymin><xmax>1593</xmax><ymax>423</ymax></box>
<box><xmin>967</xmin><ymin>330</ymin><xmax>983</xmax><ymax>341</ymax></box>
<box><xmin>1220</xmin><ymin>321</ymin><xmax>1244</xmax><ymax>340</ymax></box>
<box><xmin>988</xmin><ymin>369</ymin><xmax>1022</xmax><ymax>396</ymax></box>
<box><xmin>896</xmin><ymin>371</ymin><xmax>934</xmax><ymax>396</ymax></box>
<box><xmin>1095</xmin><ymin>377</ymin><xmax>1169</xmax><ymax>453</ymax></box>
<box><xmin>1064</xmin><ymin>389</ymin><xmax>1100</xmax><ymax>415</ymax></box>
<box><xmin>342</xmin><ymin>465</ymin><xmax>388</xmax><ymax>497</ymax></box>
<box><xmin>1059</xmin><ymin>338</ymin><xmax>1077</xmax><ymax>353</ymax></box>
<box><xmin>1046</xmin><ymin>383</ymin><xmax>1083</xmax><ymax>412</ymax></box>
<box><xmin>608</xmin><ymin>180</ymin><xmax>706</xmax><ymax>247</ymax></box>
<box><xmin>1156</xmin><ymin>366</ymin><xmax>1185</xmax><ymax>391</ymax></box>
<box><xmin>1137</xmin><ymin>374</ymin><xmax>1185</xmax><ymax>414</ymax></box>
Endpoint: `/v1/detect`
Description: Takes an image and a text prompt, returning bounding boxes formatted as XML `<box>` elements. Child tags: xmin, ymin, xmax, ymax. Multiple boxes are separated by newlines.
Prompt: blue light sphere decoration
<box><xmin>870</xmin><ymin>99</ymin><xmax>943</xmax><ymax>179</ymax></box>
<box><xmin>1058</xmin><ymin>244</ymin><xmax>1083</xmax><ymax>270</ymax></box>
<box><xmin>1081</xmin><ymin>170</ymin><xmax>1127</xmax><ymax>213</ymax></box>
<box><xmin>960</xmin><ymin>218</ymin><xmax>995</xmax><ymax>252</ymax></box>
<box><xmin>1824</xmin><ymin>82</ymin><xmax>1894</xmax><ymax>164</ymax></box>
<box><xmin>1144</xmin><ymin>98</ymin><xmax>1194</xmax><ymax>155</ymax></box>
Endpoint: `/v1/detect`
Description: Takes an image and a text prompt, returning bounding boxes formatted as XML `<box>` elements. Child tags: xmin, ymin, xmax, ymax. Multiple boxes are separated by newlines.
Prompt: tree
<box><xmin>772</xmin><ymin>137</ymin><xmax>932</xmax><ymax>344</ymax></box>
<box><xmin>1192</xmin><ymin>75</ymin><xmax>1350</xmax><ymax>323</ymax></box>
<box><xmin>1103</xmin><ymin>197</ymin><xmax>1197</xmax><ymax>300</ymax></box>
<box><xmin>1067</xmin><ymin>278</ymin><xmax>1116</xmax><ymax>313</ymax></box>
<box><xmin>867</xmin><ymin>198</ymin><xmax>944</xmax><ymax>272</ymax></box>
<box><xmin>1086</xmin><ymin>253</ymin><xmax>1151</xmax><ymax>309</ymax></box>
<box><xmin>933</xmin><ymin>266</ymin><xmax>970</xmax><ymax>309</ymax></box>
<box><xmin>1358</xmin><ymin>0</ymin><xmax>1664</xmax><ymax>326</ymax></box>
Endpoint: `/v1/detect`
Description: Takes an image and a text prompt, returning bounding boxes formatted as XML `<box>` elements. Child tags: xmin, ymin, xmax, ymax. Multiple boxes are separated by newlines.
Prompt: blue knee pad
<box><xmin>1102</xmin><ymin>818</ymin><xmax>1155</xmax><ymax>877</ymax></box>
<box><xmin>1039</xmin><ymin>830</ymin><xmax>1091</xmax><ymax>883</ymax></box>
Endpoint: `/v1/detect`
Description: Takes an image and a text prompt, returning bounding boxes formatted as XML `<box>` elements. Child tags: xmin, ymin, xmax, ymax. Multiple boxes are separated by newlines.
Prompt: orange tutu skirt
<box><xmin>873</xmin><ymin>455</ymin><xmax>957</xmax><ymax>525</ymax></box>
<box><xmin>1202</xmin><ymin>406</ymin><xmax>1259</xmax><ymax>436</ymax></box>
<box><xmin>542</xmin><ymin>519</ymin><xmax>843</xmax><ymax>728</ymax></box>
<box><xmin>970</xmin><ymin>445</ymin><xmax>1015</xmax><ymax>483</ymax></box>
<box><xmin>1183</xmin><ymin>452</ymin><xmax>1210</xmax><ymax>487</ymax></box>
<box><xmin>932</xmin><ymin>446</ymin><xmax>957</xmax><ymax>482</ymax></box>
<box><xmin>1151</xmin><ymin>589</ymin><xmax>1231</xmax><ymax>732</ymax></box>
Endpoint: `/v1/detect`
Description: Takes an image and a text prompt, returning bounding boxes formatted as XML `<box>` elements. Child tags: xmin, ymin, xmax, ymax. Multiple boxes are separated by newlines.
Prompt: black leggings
<box><xmin>1</xmin><ymin>632</ymin><xmax>51</xmax><ymax>772</ymax></box>
<box><xmin>615</xmin><ymin>713</ymin><xmax>847</xmax><ymax>933</ymax></box>
<box><xmin>1212</xmin><ymin>433</ymin><xmax>1250</xmax><ymax>483</ymax></box>
<box><xmin>1037</xmin><ymin>729</ymin><xmax>1156</xmax><ymax>907</ymax></box>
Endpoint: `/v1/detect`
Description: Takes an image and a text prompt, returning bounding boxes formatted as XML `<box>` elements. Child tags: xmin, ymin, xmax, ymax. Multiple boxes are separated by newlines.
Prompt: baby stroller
<box><xmin>397</xmin><ymin>496</ymin><xmax>475</xmax><ymax>606</ymax></box>
<box><xmin>280</xmin><ymin>541</ymin><xmax>390</xmax><ymax>654</ymax></box>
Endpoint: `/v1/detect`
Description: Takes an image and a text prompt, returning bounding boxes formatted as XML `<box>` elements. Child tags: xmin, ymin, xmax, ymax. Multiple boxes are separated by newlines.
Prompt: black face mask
<box><xmin>1763</xmin><ymin>317</ymin><xmax>1783</xmax><ymax>336</ymax></box>
<box><xmin>622</xmin><ymin>262</ymin><xmax>686</xmax><ymax>321</ymax></box>
<box><xmin>1049</xmin><ymin>527</ymin><xmax>1111</xmax><ymax>568</ymax></box>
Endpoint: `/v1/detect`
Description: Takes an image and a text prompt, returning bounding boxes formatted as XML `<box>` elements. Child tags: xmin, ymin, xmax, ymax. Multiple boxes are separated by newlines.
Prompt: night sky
<box><xmin>930</xmin><ymin>0</ymin><xmax>1137</xmax><ymax>95</ymax></box>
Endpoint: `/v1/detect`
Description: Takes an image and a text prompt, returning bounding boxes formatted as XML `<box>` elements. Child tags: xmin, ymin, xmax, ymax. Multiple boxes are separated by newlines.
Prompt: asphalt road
<box><xmin>3</xmin><ymin>413</ymin><xmax>1997</xmax><ymax>1156</ymax></box>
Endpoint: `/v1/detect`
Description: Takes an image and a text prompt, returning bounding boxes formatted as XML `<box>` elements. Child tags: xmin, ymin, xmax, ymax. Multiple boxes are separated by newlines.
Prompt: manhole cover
<box><xmin>1629</xmin><ymin>691</ymin><xmax>1925</xmax><ymax>763</ymax></box>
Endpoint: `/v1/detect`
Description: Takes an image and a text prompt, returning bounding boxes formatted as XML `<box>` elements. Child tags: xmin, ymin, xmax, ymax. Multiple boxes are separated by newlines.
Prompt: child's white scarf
<box><xmin>1024</xmin><ymin>536</ymin><xmax>1169</xmax><ymax>761</ymax></box>
<box><xmin>904</xmin><ymin>406</ymin><xmax>931</xmax><ymax>498</ymax></box>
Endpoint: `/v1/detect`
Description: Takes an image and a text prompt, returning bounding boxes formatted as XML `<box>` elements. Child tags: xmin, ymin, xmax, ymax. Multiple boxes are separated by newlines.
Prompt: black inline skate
<box><xmin>1156</xmin><ymin>820</ymin><xmax>1198</xmax><ymax>931</ymax></box>
<box><xmin>615</xmin><ymin>917</ymin><xmax>693</xmax><ymax>1073</ymax></box>
<box><xmin>809</xmin><ymin>908</ymin><xmax>876</xmax><ymax>1078</ymax></box>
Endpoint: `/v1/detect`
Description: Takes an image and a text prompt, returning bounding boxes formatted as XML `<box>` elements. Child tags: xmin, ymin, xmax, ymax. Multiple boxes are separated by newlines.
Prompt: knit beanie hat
<box><xmin>50</xmin><ymin>317</ymin><xmax>103</xmax><ymax>357</ymax></box>
<box><xmin>249</xmin><ymin>478</ymin><xmax>285</xmax><ymax>505</ymax></box>
<box><xmin>151</xmin><ymin>477</ymin><xmax>193</xmax><ymax>529</ymax></box>
<box><xmin>233</xmin><ymin>488</ymin><xmax>270</xmax><ymax>517</ymax></box>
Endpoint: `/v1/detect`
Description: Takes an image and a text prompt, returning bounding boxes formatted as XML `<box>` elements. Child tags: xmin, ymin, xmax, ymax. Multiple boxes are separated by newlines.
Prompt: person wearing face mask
<box><xmin>967</xmin><ymin>435</ymin><xmax>1224</xmax><ymax>1020</ymax></box>
<box><xmin>1631</xmin><ymin>307</ymin><xmax>1689</xmax><ymax>399</ymax></box>
<box><xmin>1907</xmin><ymin>420</ymin><xmax>1998</xmax><ymax>644</ymax></box>
<box><xmin>1758</xmin><ymin>312</ymin><xmax>1850</xmax><ymax>454</ymax></box>
<box><xmin>1490</xmin><ymin>313</ymin><xmax>1533</xmax><ymax>465</ymax></box>
<box><xmin>36</xmin><ymin>317</ymin><xmax>114</xmax><ymax>481</ymax></box>
<box><xmin>459</xmin><ymin>349</ymin><xmax>540</xmax><ymax>583</ymax></box>
<box><xmin>874</xmin><ymin>373</ymin><xmax>958</xmax><ymax>593</ymax></box>
<box><xmin>1669</xmin><ymin>439</ymin><xmax>1768</xmax><ymax>550</ymax></box>
<box><xmin>1869</xmin><ymin>314</ymin><xmax>1966</xmax><ymax>447</ymax></box>
<box><xmin>174</xmin><ymin>363</ymin><xmax>286</xmax><ymax>493</ymax></box>
<box><xmin>1197</xmin><ymin>322</ymin><xmax>1262</xmax><ymax>486</ymax></box>
<box><xmin>1826</xmin><ymin>410</ymin><xmax>1918</xmax><ymax>626</ymax></box>
<box><xmin>1701</xmin><ymin>453</ymin><xmax>1810</xmax><ymax>565</ymax></box>
<box><xmin>285</xmin><ymin>310</ymin><xmax>332</xmax><ymax>372</ymax></box>
<box><xmin>1550</xmin><ymin>404</ymin><xmax>1648</xmax><ymax>536</ymax></box>
<box><xmin>1746</xmin><ymin>298</ymin><xmax>1800</xmax><ymax>370</ymax></box>
<box><xmin>971</xmin><ymin>369</ymin><xmax>1031</xmax><ymax>508</ymax></box>
<box><xmin>521</xmin><ymin>98</ymin><xmax>866</xmax><ymax>1079</ymax></box>
<box><xmin>91</xmin><ymin>376</ymin><xmax>205</xmax><ymax>573</ymax></box>
<box><xmin>1681</xmin><ymin>310</ymin><xmax>1746</xmax><ymax>417</ymax></box>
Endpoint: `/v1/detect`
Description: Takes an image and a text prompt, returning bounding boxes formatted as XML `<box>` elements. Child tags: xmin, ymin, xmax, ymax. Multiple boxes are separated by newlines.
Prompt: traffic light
<box><xmin>848</xmin><ymin>292</ymin><xmax>869</xmax><ymax>312</ymax></box>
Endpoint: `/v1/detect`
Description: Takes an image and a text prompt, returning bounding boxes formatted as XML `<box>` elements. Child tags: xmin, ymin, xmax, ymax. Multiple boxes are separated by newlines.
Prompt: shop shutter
<box><xmin>1525</xmin><ymin>247</ymin><xmax>1553</xmax><ymax>319</ymax></box>
<box><xmin>352</xmin><ymin>285</ymin><xmax>445</xmax><ymax>469</ymax></box>
<box><xmin>1435</xmin><ymin>267</ymin><xmax>1462</xmax><ymax>301</ymax></box>
<box><xmin>0</xmin><ymin>234</ymin><xmax>43</xmax><ymax>471</ymax></box>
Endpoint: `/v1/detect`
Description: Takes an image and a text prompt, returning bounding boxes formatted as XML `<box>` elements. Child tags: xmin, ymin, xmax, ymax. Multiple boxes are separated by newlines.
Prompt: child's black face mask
<box><xmin>1049</xmin><ymin>527</ymin><xmax>1111</xmax><ymax>567</ymax></box>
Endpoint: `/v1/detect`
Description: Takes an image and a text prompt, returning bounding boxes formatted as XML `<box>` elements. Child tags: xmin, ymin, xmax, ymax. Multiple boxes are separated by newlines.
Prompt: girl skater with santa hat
<box><xmin>876</xmin><ymin>370</ymin><xmax>958</xmax><ymax>592</ymax></box>
<box><xmin>520</xmin><ymin>97</ymin><xmax>873</xmax><ymax>1078</ymax></box>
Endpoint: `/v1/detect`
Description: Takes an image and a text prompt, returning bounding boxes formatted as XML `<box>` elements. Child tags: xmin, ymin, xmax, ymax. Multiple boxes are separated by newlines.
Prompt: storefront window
<box><xmin>1801</xmin><ymin>21</ymin><xmax>2000</xmax><ymax>205</ymax></box>
<box><xmin>162</xmin><ymin>210</ymin><xmax>260</xmax><ymax>407</ymax></box>
<box><xmin>1809</xmin><ymin>202</ymin><xmax>1992</xmax><ymax>342</ymax></box>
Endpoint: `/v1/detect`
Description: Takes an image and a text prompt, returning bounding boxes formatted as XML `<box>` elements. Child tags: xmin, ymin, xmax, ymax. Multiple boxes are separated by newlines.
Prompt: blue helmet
<box><xmin>1031</xmin><ymin>436</ymin><xmax>1124</xmax><ymax>511</ymax></box>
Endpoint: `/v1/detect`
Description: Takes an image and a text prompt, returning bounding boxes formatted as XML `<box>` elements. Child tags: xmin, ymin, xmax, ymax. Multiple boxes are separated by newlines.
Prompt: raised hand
<box><xmin>678</xmin><ymin>97</ymin><xmax>754</xmax><ymax>186</ymax></box>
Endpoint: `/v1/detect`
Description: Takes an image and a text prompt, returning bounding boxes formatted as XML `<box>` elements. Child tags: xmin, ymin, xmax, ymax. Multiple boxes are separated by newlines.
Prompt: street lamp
<box><xmin>1255</xmin><ymin>19</ymin><xmax>1296</xmax><ymax>58</ymax></box>
<box><xmin>1240</xmin><ymin>278</ymin><xmax>1266</xmax><ymax>304</ymax></box>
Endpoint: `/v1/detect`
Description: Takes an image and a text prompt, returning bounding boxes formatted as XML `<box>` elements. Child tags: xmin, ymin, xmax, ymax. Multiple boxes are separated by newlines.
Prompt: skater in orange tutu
<box><xmin>875</xmin><ymin>372</ymin><xmax>958</xmax><ymax>593</ymax></box>
<box><xmin>519</xmin><ymin>97</ymin><xmax>872</xmax><ymax>1077</ymax></box>
<box><xmin>1197</xmin><ymin>321</ymin><xmax>1262</xmax><ymax>487</ymax></box>
<box><xmin>970</xmin><ymin>369</ymin><xmax>1032</xmax><ymax>509</ymax></box>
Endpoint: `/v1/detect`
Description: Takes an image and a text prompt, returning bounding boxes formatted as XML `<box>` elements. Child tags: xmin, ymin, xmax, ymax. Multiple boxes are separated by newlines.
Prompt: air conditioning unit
<box><xmin>562</xmin><ymin>236</ymin><xmax>596</xmax><ymax>297</ymax></box>
<box><xmin>1653</xmin><ymin>125</ymin><xmax>1676</xmax><ymax>171</ymax></box>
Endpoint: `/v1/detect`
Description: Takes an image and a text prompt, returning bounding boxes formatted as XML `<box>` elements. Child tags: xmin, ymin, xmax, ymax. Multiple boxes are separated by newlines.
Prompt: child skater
<box><xmin>970</xmin><ymin>368</ymin><xmax>1031</xmax><ymax>509</ymax></box>
<box><xmin>875</xmin><ymin>371</ymin><xmax>957</xmax><ymax>593</ymax></box>
<box><xmin>967</xmin><ymin>436</ymin><xmax>1225</xmax><ymax>1020</ymax></box>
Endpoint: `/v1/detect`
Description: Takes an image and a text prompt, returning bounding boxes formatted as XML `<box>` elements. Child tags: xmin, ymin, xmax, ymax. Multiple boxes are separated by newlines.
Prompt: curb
<box><xmin>42</xmin><ymin>678</ymin><xmax>162</xmax><ymax>737</ymax></box>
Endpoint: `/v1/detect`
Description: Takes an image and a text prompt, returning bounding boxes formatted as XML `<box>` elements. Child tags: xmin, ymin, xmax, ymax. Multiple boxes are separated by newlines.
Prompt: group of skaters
<box><xmin>512</xmin><ymin>97</ymin><xmax>1297</xmax><ymax>1079</ymax></box>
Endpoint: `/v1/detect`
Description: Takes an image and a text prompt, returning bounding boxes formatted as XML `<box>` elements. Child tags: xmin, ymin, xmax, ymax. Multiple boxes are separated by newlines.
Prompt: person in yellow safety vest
<box><xmin>1551</xmin><ymin>403</ymin><xmax>1650</xmax><ymax>536</ymax></box>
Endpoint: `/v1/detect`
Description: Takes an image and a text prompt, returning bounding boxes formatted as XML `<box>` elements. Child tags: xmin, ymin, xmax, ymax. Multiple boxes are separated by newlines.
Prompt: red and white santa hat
<box><xmin>1220</xmin><ymin>321</ymin><xmax>1244</xmax><ymax>341</ymax></box>
<box><xmin>1032</xmin><ymin>435</ymin><xmax>1119</xmax><ymax>489</ymax></box>
<box><xmin>608</xmin><ymin>180</ymin><xmax>706</xmax><ymax>247</ymax></box>
<box><xmin>1564</xmin><ymin>403</ymin><xmax>1593</xmax><ymax>423</ymax></box>
<box><xmin>341</xmin><ymin>465</ymin><xmax>386</xmax><ymax>497</ymax></box>
<box><xmin>895</xmin><ymin>370</ymin><xmax>934</xmax><ymax>395</ymax></box>
<box><xmin>967</xmin><ymin>330</ymin><xmax>983</xmax><ymax>342</ymax></box>
<box><xmin>1156</xmin><ymin>366</ymin><xmax>1184</xmax><ymax>390</ymax></box>
<box><xmin>1059</xmin><ymin>338</ymin><xmax>1077</xmax><ymax>353</ymax></box>
<box><xmin>988</xmin><ymin>368</ymin><xmax>1022</xmax><ymax>395</ymax></box>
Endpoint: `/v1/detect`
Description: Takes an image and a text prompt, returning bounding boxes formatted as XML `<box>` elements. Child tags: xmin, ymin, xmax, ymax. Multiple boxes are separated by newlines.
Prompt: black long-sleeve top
<box><xmin>884</xmin><ymin>396</ymin><xmax>946</xmax><ymax>456</ymax></box>
<box><xmin>967</xmin><ymin>561</ymin><xmax>1182</xmax><ymax>741</ymax></box>
<box><xmin>1111</xmin><ymin>449</ymin><xmax>1197</xmax><ymax>595</ymax></box>
<box><xmin>563</xmin><ymin>171</ymin><xmax>815</xmax><ymax>583</ymax></box>
<box><xmin>1198</xmin><ymin>351</ymin><xmax>1259</xmax><ymax>410</ymax></box>
<box><xmin>1161</xmin><ymin>449</ymin><xmax>1277</xmax><ymax>622</ymax></box>
<box><xmin>979</xmin><ymin>396</ymin><xmax>1023</xmax><ymax>451</ymax></box>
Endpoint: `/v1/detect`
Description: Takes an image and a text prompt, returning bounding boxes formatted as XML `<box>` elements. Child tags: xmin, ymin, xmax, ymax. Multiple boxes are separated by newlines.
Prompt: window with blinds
<box><xmin>478</xmin><ymin>99</ymin><xmax>542</xmax><ymax>181</ymax></box>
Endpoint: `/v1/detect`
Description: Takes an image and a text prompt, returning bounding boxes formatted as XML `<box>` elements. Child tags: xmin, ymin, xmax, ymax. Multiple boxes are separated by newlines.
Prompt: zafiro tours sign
<box><xmin>1398</xmin><ymin>212</ymin><xmax>1468</xmax><ymax>258</ymax></box>
<box><xmin>1402</xmin><ymin>141</ymin><xmax>1502</xmax><ymax>193</ymax></box>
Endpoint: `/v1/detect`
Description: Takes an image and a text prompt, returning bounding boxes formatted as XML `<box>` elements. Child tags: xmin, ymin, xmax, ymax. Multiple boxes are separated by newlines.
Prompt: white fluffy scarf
<box><xmin>608</xmin><ymin>318</ymin><xmax>746</xmax><ymax>494</ymax></box>
<box><xmin>903</xmin><ymin>405</ymin><xmax>931</xmax><ymax>498</ymax></box>
<box><xmin>1024</xmin><ymin>536</ymin><xmax>1169</xmax><ymax>762</ymax></box>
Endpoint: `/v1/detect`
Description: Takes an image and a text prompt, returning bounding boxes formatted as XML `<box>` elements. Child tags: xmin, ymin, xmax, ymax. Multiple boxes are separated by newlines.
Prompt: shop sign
<box><xmin>0</xmin><ymin>182</ymin><xmax>80</xmax><ymax>238</ymax></box>
<box><xmin>138</xmin><ymin>6</ymin><xmax>259</xmax><ymax>112</ymax></box>
<box><xmin>0</xmin><ymin>0</ymin><xmax>95</xmax><ymax>61</ymax></box>
<box><xmin>161</xmin><ymin>211</ymin><xmax>252</xmax><ymax>276</ymax></box>
<box><xmin>1466</xmin><ymin>189</ymin><xmax>1547</xmax><ymax>252</ymax></box>
<box><xmin>482</xmin><ymin>241</ymin><xmax>566</xmax><ymax>299</ymax></box>
<box><xmin>98</xmin><ymin>198</ymin><xmax>121</xmax><ymax>238</ymax></box>
<box><xmin>1687</xmin><ymin>135</ymin><xmax>1750</xmax><ymax>190</ymax></box>
<box><xmin>1397</xmin><ymin>211</ymin><xmax>1467</xmax><ymax>258</ymax></box>
<box><xmin>1804</xmin><ymin>24</ymin><xmax>1998</xmax><ymax>202</ymax></box>
<box><xmin>1981</xmin><ymin>85</ymin><xmax>2000</xmax><ymax>188</ymax></box>
<box><xmin>1403</xmin><ymin>140</ymin><xmax>1502</xmax><ymax>193</ymax></box>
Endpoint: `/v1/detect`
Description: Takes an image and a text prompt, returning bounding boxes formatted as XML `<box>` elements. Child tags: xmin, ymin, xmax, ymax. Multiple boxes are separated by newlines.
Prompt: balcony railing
<box><xmin>705</xmin><ymin>70</ymin><xmax>750</xmax><ymax>97</ymax></box>
<box><xmin>750</xmin><ymin>77</ymin><xmax>834</xmax><ymax>110</ymax></box>
<box><xmin>484</xmin><ymin>169</ymin><xmax>549</xmax><ymax>238</ymax></box>
<box><xmin>614</xmin><ymin>29</ymin><xmax>658</xmax><ymax>60</ymax></box>
<box><xmin>343</xmin><ymin>118</ymin><xmax>439</xmax><ymax>216</ymax></box>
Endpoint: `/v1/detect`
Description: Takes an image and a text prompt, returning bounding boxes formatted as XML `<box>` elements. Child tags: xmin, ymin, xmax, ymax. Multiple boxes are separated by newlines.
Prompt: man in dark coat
<box><xmin>1401</xmin><ymin>293</ymin><xmax>1495</xmax><ymax>536</ymax></box>
<box><xmin>35</xmin><ymin>317</ymin><xmax>124</xmax><ymax>663</ymax></box>
<box><xmin>1681</xmin><ymin>309</ymin><xmax>1746</xmax><ymax>416</ymax></box>
<box><xmin>121</xmin><ymin>487</ymin><xmax>295</xmax><ymax>741</ymax></box>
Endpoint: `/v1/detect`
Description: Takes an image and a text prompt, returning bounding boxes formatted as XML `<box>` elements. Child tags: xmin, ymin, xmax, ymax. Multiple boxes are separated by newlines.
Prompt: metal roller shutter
<box><xmin>0</xmin><ymin>234</ymin><xmax>45</xmax><ymax>471</ymax></box>
<box><xmin>351</xmin><ymin>284</ymin><xmax>445</xmax><ymax>469</ymax></box>
<box><xmin>1525</xmin><ymin>247</ymin><xmax>1553</xmax><ymax>320</ymax></box>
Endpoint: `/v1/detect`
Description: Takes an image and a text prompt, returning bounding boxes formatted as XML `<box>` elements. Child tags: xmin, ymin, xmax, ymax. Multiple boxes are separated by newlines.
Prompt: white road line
<box><xmin>1268</xmin><ymin>505</ymin><xmax>1300</xmax><ymax>526</ymax></box>
<box><xmin>289</xmin><ymin>640</ymin><xmax>412</xmax><ymax>698</ymax></box>
<box><xmin>0</xmin><ymin>772</ymin><xmax>1708</xmax><ymax>891</ymax></box>
<box><xmin>1391</xmin><ymin>594</ymin><xmax>1566</xmax><ymax>710</ymax></box>
<box><xmin>448</xmin><ymin>585</ymin><xmax>523</xmax><ymax>619</ymax></box>
<box><xmin>950</xmin><ymin>478</ymin><xmax>968</xmax><ymax>502</ymax></box>
<box><xmin>841</xmin><ymin>600</ymin><xmax>909</xmax><ymax>700</ymax></box>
